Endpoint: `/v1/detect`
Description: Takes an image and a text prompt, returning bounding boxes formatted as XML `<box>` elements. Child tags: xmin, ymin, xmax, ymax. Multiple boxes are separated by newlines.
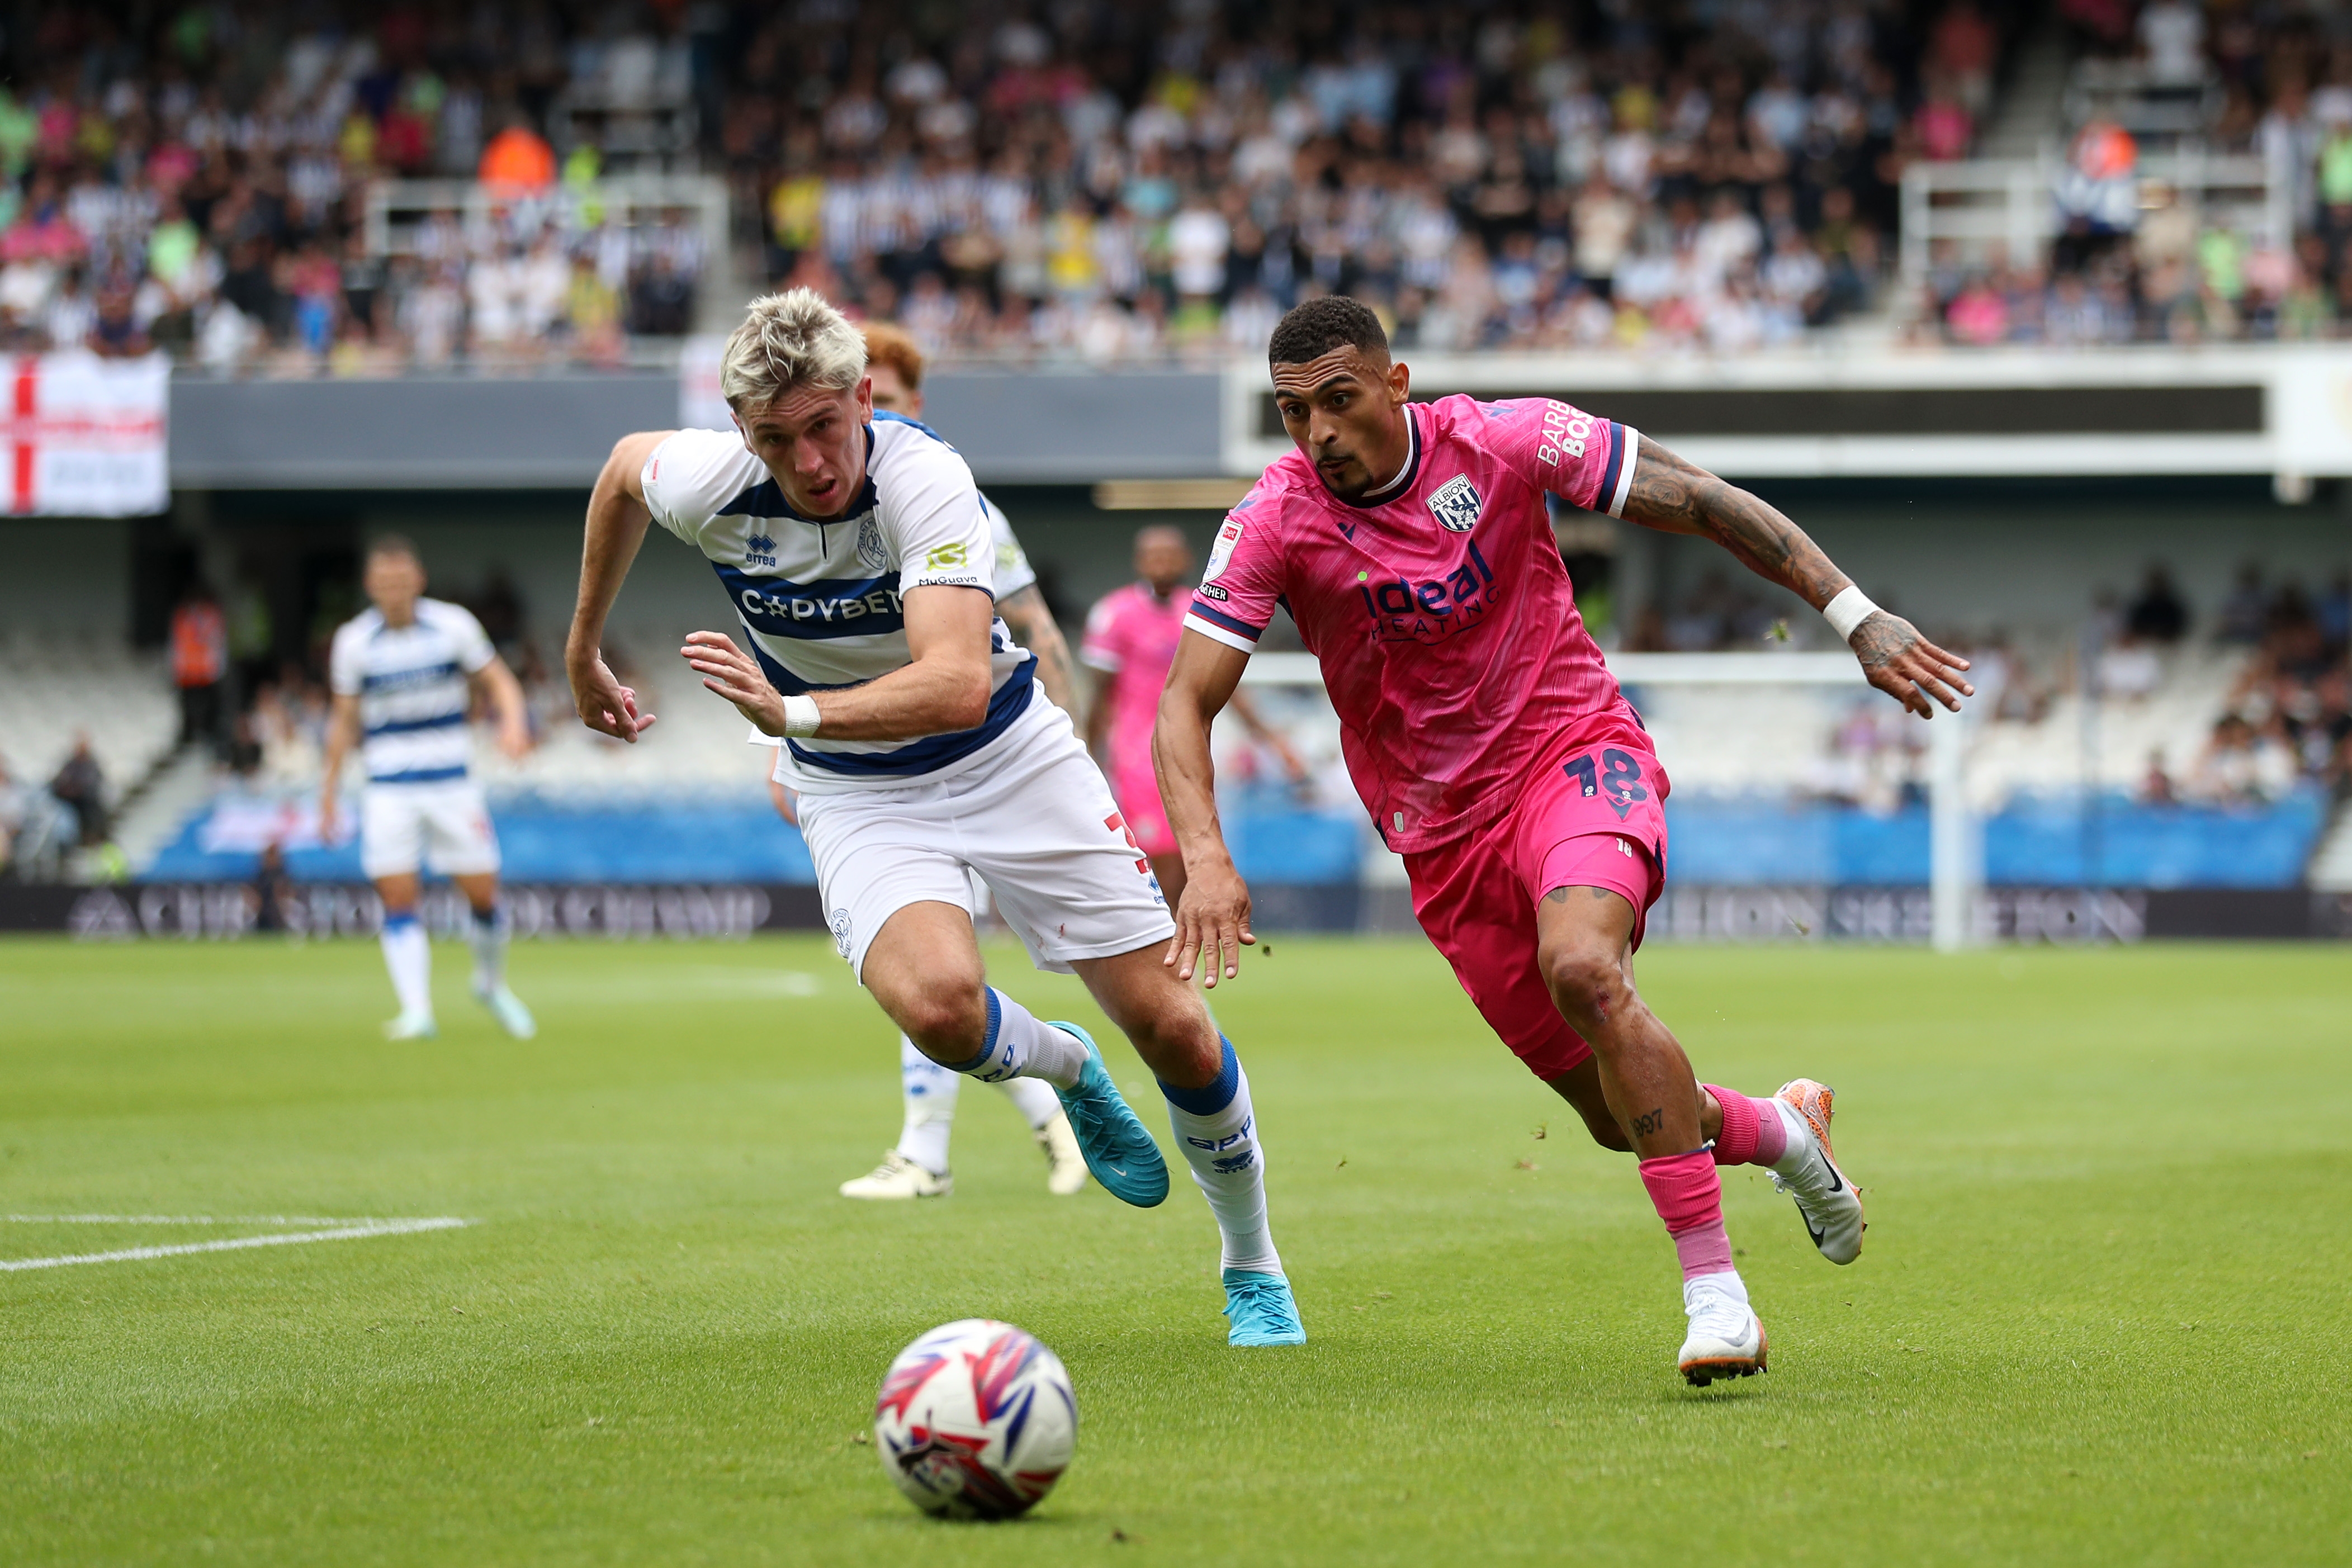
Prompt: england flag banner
<box><xmin>2</xmin><ymin>351</ymin><xmax>170</xmax><ymax>517</ymax></box>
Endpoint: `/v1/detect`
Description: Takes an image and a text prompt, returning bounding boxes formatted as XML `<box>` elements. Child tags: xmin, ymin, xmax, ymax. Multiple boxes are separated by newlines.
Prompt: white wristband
<box><xmin>780</xmin><ymin>694</ymin><xmax>822</xmax><ymax>738</ymax></box>
<box><xmin>1822</xmin><ymin>585</ymin><xmax>1879</xmax><ymax>643</ymax></box>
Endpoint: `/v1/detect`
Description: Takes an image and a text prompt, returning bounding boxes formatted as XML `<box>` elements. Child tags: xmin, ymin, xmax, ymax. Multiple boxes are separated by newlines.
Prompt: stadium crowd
<box><xmin>3</xmin><ymin>1</ymin><xmax>2029</xmax><ymax>370</ymax></box>
<box><xmin>1925</xmin><ymin>10</ymin><xmax>2352</xmax><ymax>344</ymax></box>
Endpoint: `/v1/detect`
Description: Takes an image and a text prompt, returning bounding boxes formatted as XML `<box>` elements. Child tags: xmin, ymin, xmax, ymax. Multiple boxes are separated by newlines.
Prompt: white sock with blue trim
<box><xmin>467</xmin><ymin>902</ymin><xmax>509</xmax><ymax>992</ymax></box>
<box><xmin>994</xmin><ymin>1075</ymin><xmax>1063</xmax><ymax>1129</ymax></box>
<box><xmin>380</xmin><ymin>911</ymin><xmax>432</xmax><ymax>1019</ymax></box>
<box><xmin>895</xmin><ymin>1033</ymin><xmax>959</xmax><ymax>1175</ymax></box>
<box><xmin>1161</xmin><ymin>1038</ymin><xmax>1281</xmax><ymax>1275</ymax></box>
<box><xmin>945</xmin><ymin>988</ymin><xmax>1086</xmax><ymax>1090</ymax></box>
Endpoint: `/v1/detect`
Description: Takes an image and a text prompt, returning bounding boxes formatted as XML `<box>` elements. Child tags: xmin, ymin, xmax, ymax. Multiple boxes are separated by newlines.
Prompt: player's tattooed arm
<box><xmin>1621</xmin><ymin>438</ymin><xmax>1842</xmax><ymax>599</ymax></box>
<box><xmin>1621</xmin><ymin>437</ymin><xmax>1974</xmax><ymax>718</ymax></box>
<box><xmin>997</xmin><ymin>585</ymin><xmax>1081</xmax><ymax>718</ymax></box>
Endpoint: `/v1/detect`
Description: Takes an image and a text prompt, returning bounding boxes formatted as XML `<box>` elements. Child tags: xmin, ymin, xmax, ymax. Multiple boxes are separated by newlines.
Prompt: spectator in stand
<box><xmin>170</xmin><ymin>582</ymin><xmax>229</xmax><ymax>757</ymax></box>
<box><xmin>45</xmin><ymin>735</ymin><xmax>107</xmax><ymax>846</ymax></box>
<box><xmin>478</xmin><ymin>120</ymin><xmax>557</xmax><ymax>195</ymax></box>
<box><xmin>2126</xmin><ymin>565</ymin><xmax>2189</xmax><ymax>644</ymax></box>
<box><xmin>2217</xmin><ymin>562</ymin><xmax>2271</xmax><ymax>644</ymax></box>
<box><xmin>0</xmin><ymin>1</ymin><xmax>2064</xmax><ymax>368</ymax></box>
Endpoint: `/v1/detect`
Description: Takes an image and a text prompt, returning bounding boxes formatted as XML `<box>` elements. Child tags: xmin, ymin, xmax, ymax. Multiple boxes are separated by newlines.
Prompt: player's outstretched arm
<box><xmin>1620</xmin><ymin>438</ymin><xmax>1975</xmax><ymax>718</ymax></box>
<box><xmin>683</xmin><ymin>585</ymin><xmax>995</xmax><ymax>740</ymax></box>
<box><xmin>1156</xmin><ymin>629</ymin><xmax>1255</xmax><ymax>987</ymax></box>
<box><xmin>472</xmin><ymin>657</ymin><xmax>533</xmax><ymax>760</ymax></box>
<box><xmin>318</xmin><ymin>691</ymin><xmax>360</xmax><ymax>841</ymax></box>
<box><xmin>566</xmin><ymin>430</ymin><xmax>673</xmax><ymax>742</ymax></box>
<box><xmin>998</xmin><ymin>584</ymin><xmax>1081</xmax><ymax>718</ymax></box>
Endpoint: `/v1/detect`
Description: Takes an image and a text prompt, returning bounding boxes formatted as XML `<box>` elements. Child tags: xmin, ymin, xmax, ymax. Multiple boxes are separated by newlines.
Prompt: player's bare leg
<box><xmin>1545</xmin><ymin>1058</ymin><xmax>1863</xmax><ymax>1266</ymax></box>
<box><xmin>1534</xmin><ymin>888</ymin><xmax>1764</xmax><ymax>1384</ymax></box>
<box><xmin>451</xmin><ymin>870</ymin><xmax>533</xmax><ymax>1039</ymax></box>
<box><xmin>372</xmin><ymin>871</ymin><xmax>436</xmax><ymax>1039</ymax></box>
<box><xmin>862</xmin><ymin>901</ymin><xmax>1167</xmax><ymax>1207</ymax></box>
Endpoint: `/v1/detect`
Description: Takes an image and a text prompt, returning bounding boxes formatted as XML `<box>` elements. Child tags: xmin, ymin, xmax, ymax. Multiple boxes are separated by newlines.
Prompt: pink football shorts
<box><xmin>1403</xmin><ymin>714</ymin><xmax>1669</xmax><ymax>1082</ymax></box>
<box><xmin>1108</xmin><ymin>759</ymin><xmax>1178</xmax><ymax>859</ymax></box>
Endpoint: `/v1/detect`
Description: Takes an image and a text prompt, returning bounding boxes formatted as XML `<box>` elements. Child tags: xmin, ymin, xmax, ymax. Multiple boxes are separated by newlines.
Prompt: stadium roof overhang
<box><xmin>164</xmin><ymin>347</ymin><xmax>2352</xmax><ymax>495</ymax></box>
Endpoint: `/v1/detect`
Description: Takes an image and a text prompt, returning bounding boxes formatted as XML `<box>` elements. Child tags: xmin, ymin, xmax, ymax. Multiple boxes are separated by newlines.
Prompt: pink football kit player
<box><xmin>1082</xmin><ymin>524</ymin><xmax>1307</xmax><ymax>903</ymax></box>
<box><xmin>1157</xmin><ymin>297</ymin><xmax>1973</xmax><ymax>1384</ymax></box>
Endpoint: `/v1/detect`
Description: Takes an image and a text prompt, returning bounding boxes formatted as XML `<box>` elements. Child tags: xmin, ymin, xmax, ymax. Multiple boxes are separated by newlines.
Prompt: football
<box><xmin>873</xmin><ymin>1319</ymin><xmax>1077</xmax><ymax>1519</ymax></box>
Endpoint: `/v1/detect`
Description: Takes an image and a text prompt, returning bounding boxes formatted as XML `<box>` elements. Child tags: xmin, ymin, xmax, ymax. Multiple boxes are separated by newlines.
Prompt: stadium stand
<box><xmin>6</xmin><ymin>0</ymin><xmax>2065</xmax><ymax>371</ymax></box>
<box><xmin>1910</xmin><ymin>4</ymin><xmax>2352</xmax><ymax>343</ymax></box>
<box><xmin>6</xmin><ymin>3</ymin><xmax>2348</xmax><ymax>923</ymax></box>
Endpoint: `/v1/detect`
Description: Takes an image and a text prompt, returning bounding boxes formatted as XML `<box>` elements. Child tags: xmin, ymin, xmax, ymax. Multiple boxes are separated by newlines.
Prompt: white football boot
<box><xmin>383</xmin><ymin>1010</ymin><xmax>438</xmax><ymax>1041</ymax></box>
<box><xmin>1769</xmin><ymin>1079</ymin><xmax>1865</xmax><ymax>1264</ymax></box>
<box><xmin>839</xmin><ymin>1151</ymin><xmax>953</xmax><ymax>1200</ymax></box>
<box><xmin>474</xmin><ymin>982</ymin><xmax>537</xmax><ymax>1040</ymax></box>
<box><xmin>1037</xmin><ymin>1112</ymin><xmax>1089</xmax><ymax>1196</ymax></box>
<box><xmin>1678</xmin><ymin>1273</ymin><xmax>1768</xmax><ymax>1386</ymax></box>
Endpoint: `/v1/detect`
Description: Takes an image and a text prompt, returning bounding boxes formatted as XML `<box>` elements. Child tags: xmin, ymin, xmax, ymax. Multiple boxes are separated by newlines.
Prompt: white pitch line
<box><xmin>5</xmin><ymin>1214</ymin><xmax>380</xmax><ymax>1226</ymax></box>
<box><xmin>0</xmin><ymin>1218</ymin><xmax>472</xmax><ymax>1272</ymax></box>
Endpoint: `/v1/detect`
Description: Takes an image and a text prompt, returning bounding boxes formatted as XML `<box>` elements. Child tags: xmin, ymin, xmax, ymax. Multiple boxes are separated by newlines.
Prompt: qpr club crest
<box><xmin>1427</xmin><ymin>475</ymin><xmax>1483</xmax><ymax>532</ymax></box>
<box><xmin>856</xmin><ymin>516</ymin><xmax>890</xmax><ymax>571</ymax></box>
<box><xmin>744</xmin><ymin>530</ymin><xmax>778</xmax><ymax>567</ymax></box>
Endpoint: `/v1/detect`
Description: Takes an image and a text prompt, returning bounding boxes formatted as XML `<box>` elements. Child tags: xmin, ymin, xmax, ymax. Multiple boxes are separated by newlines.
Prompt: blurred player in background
<box><xmin>1160</xmin><ymin>297</ymin><xmax>1973</xmax><ymax>1383</ymax></box>
<box><xmin>764</xmin><ymin>323</ymin><xmax>1087</xmax><ymax>1202</ymax></box>
<box><xmin>570</xmin><ymin>291</ymin><xmax>1303</xmax><ymax>1346</ymax></box>
<box><xmin>1081</xmin><ymin>525</ymin><xmax>1307</xmax><ymax>904</ymax></box>
<box><xmin>320</xmin><ymin>537</ymin><xmax>536</xmax><ymax>1041</ymax></box>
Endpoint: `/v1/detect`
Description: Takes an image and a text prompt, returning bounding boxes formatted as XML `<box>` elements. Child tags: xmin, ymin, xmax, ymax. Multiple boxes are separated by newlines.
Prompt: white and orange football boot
<box><xmin>1679</xmin><ymin>1272</ymin><xmax>1768</xmax><ymax>1386</ymax></box>
<box><xmin>1769</xmin><ymin>1079</ymin><xmax>1865</xmax><ymax>1264</ymax></box>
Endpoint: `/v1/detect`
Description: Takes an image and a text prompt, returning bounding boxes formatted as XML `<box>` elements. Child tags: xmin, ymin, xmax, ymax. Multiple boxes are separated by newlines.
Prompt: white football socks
<box><xmin>896</xmin><ymin>1035</ymin><xmax>960</xmax><ymax>1174</ymax></box>
<box><xmin>1767</xmin><ymin>1098</ymin><xmax>1814</xmax><ymax>1177</ymax></box>
<box><xmin>467</xmin><ymin>902</ymin><xmax>510</xmax><ymax>992</ymax></box>
<box><xmin>996</xmin><ymin>1075</ymin><xmax>1063</xmax><ymax>1130</ymax></box>
<box><xmin>895</xmin><ymin>1033</ymin><xmax>1064</xmax><ymax>1176</ymax></box>
<box><xmin>953</xmin><ymin>988</ymin><xmax>1086</xmax><ymax>1089</ymax></box>
<box><xmin>1161</xmin><ymin>1038</ymin><xmax>1281</xmax><ymax>1275</ymax></box>
<box><xmin>380</xmin><ymin>912</ymin><xmax>432</xmax><ymax>1020</ymax></box>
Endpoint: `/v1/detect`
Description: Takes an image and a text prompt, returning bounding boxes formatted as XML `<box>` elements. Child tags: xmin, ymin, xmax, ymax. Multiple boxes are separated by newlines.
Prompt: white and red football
<box><xmin>873</xmin><ymin>1319</ymin><xmax>1077</xmax><ymax>1519</ymax></box>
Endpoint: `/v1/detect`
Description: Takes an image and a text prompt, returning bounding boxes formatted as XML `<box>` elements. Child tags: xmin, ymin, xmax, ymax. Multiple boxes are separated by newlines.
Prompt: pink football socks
<box><xmin>1703</xmin><ymin>1086</ymin><xmax>1789</xmax><ymax>1168</ymax></box>
<box><xmin>1638</xmin><ymin>1150</ymin><xmax>1734</xmax><ymax>1281</ymax></box>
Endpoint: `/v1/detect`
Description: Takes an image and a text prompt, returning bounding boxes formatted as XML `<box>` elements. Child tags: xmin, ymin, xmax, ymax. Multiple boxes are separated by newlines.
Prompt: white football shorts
<box><xmin>794</xmin><ymin>698</ymin><xmax>1175</xmax><ymax>980</ymax></box>
<box><xmin>359</xmin><ymin>778</ymin><xmax>502</xmax><ymax>880</ymax></box>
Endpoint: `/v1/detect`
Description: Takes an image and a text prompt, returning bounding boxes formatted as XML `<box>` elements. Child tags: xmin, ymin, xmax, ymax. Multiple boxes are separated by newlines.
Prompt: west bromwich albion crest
<box><xmin>1427</xmin><ymin>475</ymin><xmax>1483</xmax><ymax>532</ymax></box>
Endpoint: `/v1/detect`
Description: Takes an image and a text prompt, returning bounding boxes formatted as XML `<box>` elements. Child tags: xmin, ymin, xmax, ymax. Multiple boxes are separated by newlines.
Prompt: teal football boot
<box><xmin>1047</xmin><ymin>1021</ymin><xmax>1169</xmax><ymax>1207</ymax></box>
<box><xmin>1220</xmin><ymin>1268</ymin><xmax>1307</xmax><ymax>1347</ymax></box>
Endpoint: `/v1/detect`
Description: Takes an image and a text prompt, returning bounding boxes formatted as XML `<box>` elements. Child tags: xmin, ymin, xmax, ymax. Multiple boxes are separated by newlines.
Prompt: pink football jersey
<box><xmin>1082</xmin><ymin>581</ymin><xmax>1190</xmax><ymax>781</ymax></box>
<box><xmin>1184</xmin><ymin>395</ymin><xmax>1642</xmax><ymax>852</ymax></box>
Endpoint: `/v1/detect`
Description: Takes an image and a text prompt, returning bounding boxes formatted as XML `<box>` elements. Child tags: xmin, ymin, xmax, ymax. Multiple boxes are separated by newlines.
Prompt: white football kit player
<box><xmin>328</xmin><ymin>599</ymin><xmax>503</xmax><ymax>881</ymax></box>
<box><xmin>751</xmin><ymin>485</ymin><xmax>1086</xmax><ymax>1197</ymax></box>
<box><xmin>640</xmin><ymin>412</ymin><xmax>1173</xmax><ymax>980</ymax></box>
<box><xmin>328</xmin><ymin>594</ymin><xmax>533</xmax><ymax>1043</ymax></box>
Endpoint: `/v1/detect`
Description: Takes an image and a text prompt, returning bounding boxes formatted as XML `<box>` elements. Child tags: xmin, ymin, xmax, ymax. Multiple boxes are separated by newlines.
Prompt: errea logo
<box><xmin>1427</xmin><ymin>475</ymin><xmax>1483</xmax><ymax>532</ymax></box>
<box><xmin>744</xmin><ymin>530</ymin><xmax>778</xmax><ymax>567</ymax></box>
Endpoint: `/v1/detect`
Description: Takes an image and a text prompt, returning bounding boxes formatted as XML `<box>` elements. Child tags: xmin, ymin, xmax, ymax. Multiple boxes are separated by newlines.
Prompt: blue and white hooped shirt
<box><xmin>328</xmin><ymin>599</ymin><xmax>496</xmax><ymax>786</ymax></box>
<box><xmin>640</xmin><ymin>413</ymin><xmax>1036</xmax><ymax>794</ymax></box>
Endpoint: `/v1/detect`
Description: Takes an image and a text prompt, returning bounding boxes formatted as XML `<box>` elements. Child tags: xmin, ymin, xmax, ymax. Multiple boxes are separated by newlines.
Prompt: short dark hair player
<box><xmin>1157</xmin><ymin>297</ymin><xmax>1972</xmax><ymax>1384</ymax></box>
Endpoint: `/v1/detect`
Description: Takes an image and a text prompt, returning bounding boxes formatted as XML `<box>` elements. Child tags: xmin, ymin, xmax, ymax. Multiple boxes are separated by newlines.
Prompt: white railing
<box><xmin>1899</xmin><ymin>146</ymin><xmax>2291</xmax><ymax>287</ymax></box>
<box><xmin>361</xmin><ymin>174</ymin><xmax>730</xmax><ymax>268</ymax></box>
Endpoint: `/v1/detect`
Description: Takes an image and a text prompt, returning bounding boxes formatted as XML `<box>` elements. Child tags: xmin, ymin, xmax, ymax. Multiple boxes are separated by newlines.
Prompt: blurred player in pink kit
<box><xmin>1082</xmin><ymin>525</ymin><xmax>1305</xmax><ymax>903</ymax></box>
<box><xmin>1157</xmin><ymin>297</ymin><xmax>1974</xmax><ymax>1384</ymax></box>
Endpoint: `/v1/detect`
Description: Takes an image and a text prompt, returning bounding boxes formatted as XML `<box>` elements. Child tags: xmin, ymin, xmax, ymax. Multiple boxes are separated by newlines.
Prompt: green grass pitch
<box><xmin>1</xmin><ymin>933</ymin><xmax>2345</xmax><ymax>1566</ymax></box>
